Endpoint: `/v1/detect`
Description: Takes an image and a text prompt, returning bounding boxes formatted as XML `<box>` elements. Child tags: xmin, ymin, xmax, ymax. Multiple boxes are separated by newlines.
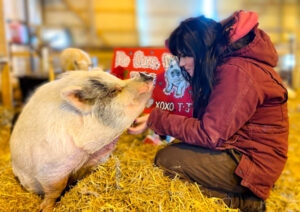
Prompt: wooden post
<box><xmin>0</xmin><ymin>0</ymin><xmax>13</xmax><ymax>108</ymax></box>
<box><xmin>1</xmin><ymin>62</ymin><xmax>12</xmax><ymax>108</ymax></box>
<box><xmin>48</xmin><ymin>55</ymin><xmax>55</xmax><ymax>81</ymax></box>
<box><xmin>293</xmin><ymin>1</ymin><xmax>300</xmax><ymax>89</ymax></box>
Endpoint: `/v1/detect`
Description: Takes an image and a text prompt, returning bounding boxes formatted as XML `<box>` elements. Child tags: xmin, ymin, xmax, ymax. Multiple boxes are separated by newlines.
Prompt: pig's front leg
<box><xmin>70</xmin><ymin>137</ymin><xmax>119</xmax><ymax>183</ymax></box>
<box><xmin>86</xmin><ymin>136</ymin><xmax>119</xmax><ymax>167</ymax></box>
<box><xmin>39</xmin><ymin>176</ymin><xmax>69</xmax><ymax>212</ymax></box>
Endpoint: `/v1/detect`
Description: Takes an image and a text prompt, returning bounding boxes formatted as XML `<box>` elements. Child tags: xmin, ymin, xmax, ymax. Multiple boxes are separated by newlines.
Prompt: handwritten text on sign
<box><xmin>111</xmin><ymin>48</ymin><xmax>193</xmax><ymax>117</ymax></box>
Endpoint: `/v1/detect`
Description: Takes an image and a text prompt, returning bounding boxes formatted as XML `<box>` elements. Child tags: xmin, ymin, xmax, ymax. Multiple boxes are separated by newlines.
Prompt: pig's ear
<box><xmin>61</xmin><ymin>86</ymin><xmax>92</xmax><ymax>113</ymax></box>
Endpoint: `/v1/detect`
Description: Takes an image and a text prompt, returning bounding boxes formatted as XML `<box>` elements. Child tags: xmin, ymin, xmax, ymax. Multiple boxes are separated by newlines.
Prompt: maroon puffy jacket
<box><xmin>147</xmin><ymin>27</ymin><xmax>288</xmax><ymax>200</ymax></box>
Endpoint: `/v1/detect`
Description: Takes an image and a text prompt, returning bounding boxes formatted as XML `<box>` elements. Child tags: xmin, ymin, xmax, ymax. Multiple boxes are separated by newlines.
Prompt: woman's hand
<box><xmin>127</xmin><ymin>114</ymin><xmax>150</xmax><ymax>135</ymax></box>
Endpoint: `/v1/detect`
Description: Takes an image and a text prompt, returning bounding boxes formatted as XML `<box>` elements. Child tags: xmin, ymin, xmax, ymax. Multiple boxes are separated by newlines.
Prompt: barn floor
<box><xmin>0</xmin><ymin>93</ymin><xmax>300</xmax><ymax>212</ymax></box>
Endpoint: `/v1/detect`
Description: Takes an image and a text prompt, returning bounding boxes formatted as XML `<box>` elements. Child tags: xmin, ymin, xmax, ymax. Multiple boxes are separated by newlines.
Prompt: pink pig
<box><xmin>10</xmin><ymin>70</ymin><xmax>154</xmax><ymax>211</ymax></box>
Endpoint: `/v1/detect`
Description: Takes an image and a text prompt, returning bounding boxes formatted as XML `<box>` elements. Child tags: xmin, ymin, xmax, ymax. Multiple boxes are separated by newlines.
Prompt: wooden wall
<box><xmin>2</xmin><ymin>0</ymin><xmax>300</xmax><ymax>87</ymax></box>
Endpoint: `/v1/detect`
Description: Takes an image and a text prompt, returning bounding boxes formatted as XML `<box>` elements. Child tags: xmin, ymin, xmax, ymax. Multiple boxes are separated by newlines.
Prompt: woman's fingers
<box><xmin>134</xmin><ymin>114</ymin><xmax>150</xmax><ymax>124</ymax></box>
<box><xmin>127</xmin><ymin>122</ymin><xmax>148</xmax><ymax>135</ymax></box>
<box><xmin>127</xmin><ymin>114</ymin><xmax>150</xmax><ymax>134</ymax></box>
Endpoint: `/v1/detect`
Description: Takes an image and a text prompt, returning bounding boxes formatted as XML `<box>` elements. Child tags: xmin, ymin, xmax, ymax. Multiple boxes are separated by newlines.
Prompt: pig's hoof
<box><xmin>39</xmin><ymin>199</ymin><xmax>55</xmax><ymax>212</ymax></box>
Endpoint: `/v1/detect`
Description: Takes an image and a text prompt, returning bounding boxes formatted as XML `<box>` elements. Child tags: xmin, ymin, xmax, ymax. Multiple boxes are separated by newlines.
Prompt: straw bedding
<box><xmin>0</xmin><ymin>94</ymin><xmax>299</xmax><ymax>211</ymax></box>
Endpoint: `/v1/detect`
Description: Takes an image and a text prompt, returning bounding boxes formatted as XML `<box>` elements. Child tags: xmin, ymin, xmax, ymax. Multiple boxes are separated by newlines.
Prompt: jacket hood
<box><xmin>221</xmin><ymin>10</ymin><xmax>258</xmax><ymax>43</ymax></box>
<box><xmin>225</xmin><ymin>27</ymin><xmax>278</xmax><ymax>67</ymax></box>
<box><xmin>220</xmin><ymin>10</ymin><xmax>278</xmax><ymax>67</ymax></box>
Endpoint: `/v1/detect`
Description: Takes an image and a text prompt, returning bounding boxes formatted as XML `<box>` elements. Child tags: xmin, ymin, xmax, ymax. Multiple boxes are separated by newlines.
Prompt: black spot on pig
<box><xmin>88</xmin><ymin>79</ymin><xmax>121</xmax><ymax>99</ymax></box>
<box><xmin>80</xmin><ymin>79</ymin><xmax>124</xmax><ymax>127</ymax></box>
<box><xmin>89</xmin><ymin>79</ymin><xmax>108</xmax><ymax>93</ymax></box>
<box><xmin>74</xmin><ymin>79</ymin><xmax>121</xmax><ymax>106</ymax></box>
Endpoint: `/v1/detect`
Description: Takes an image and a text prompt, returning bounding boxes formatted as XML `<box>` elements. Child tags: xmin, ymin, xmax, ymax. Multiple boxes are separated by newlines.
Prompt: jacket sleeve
<box><xmin>147</xmin><ymin>64</ymin><xmax>260</xmax><ymax>149</ymax></box>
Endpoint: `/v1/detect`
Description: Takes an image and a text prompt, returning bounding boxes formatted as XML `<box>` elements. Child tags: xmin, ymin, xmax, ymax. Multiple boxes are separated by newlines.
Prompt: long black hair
<box><xmin>167</xmin><ymin>16</ymin><xmax>254</xmax><ymax>118</ymax></box>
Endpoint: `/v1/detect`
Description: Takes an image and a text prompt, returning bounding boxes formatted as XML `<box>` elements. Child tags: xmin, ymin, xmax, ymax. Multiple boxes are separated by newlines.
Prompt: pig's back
<box><xmin>10</xmin><ymin>80</ymin><xmax>74</xmax><ymax>173</ymax></box>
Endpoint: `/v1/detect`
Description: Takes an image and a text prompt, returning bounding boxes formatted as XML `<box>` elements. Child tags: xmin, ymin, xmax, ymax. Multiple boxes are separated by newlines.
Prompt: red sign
<box><xmin>111</xmin><ymin>48</ymin><xmax>193</xmax><ymax>117</ymax></box>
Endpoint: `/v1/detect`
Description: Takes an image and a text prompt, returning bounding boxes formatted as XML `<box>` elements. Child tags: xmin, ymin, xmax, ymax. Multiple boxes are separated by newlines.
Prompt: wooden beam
<box><xmin>44</xmin><ymin>7</ymin><xmax>135</xmax><ymax>14</ymax></box>
<box><xmin>61</xmin><ymin>0</ymin><xmax>108</xmax><ymax>46</ymax></box>
<box><xmin>0</xmin><ymin>0</ymin><xmax>7</xmax><ymax>57</ymax></box>
<box><xmin>0</xmin><ymin>0</ymin><xmax>12</xmax><ymax>108</ymax></box>
<box><xmin>1</xmin><ymin>63</ymin><xmax>12</xmax><ymax>108</ymax></box>
<box><xmin>43</xmin><ymin>7</ymin><xmax>88</xmax><ymax>12</ymax></box>
<box><xmin>96</xmin><ymin>29</ymin><xmax>138</xmax><ymax>33</ymax></box>
<box><xmin>94</xmin><ymin>8</ymin><xmax>135</xmax><ymax>13</ymax></box>
<box><xmin>62</xmin><ymin>0</ymin><xmax>89</xmax><ymax>25</ymax></box>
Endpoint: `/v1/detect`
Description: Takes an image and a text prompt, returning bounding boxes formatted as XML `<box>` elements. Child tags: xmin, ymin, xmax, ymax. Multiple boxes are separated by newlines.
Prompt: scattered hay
<box><xmin>54</xmin><ymin>134</ymin><xmax>234</xmax><ymax>212</ymax></box>
<box><xmin>266</xmin><ymin>94</ymin><xmax>300</xmax><ymax>212</ymax></box>
<box><xmin>0</xmin><ymin>92</ymin><xmax>300</xmax><ymax>211</ymax></box>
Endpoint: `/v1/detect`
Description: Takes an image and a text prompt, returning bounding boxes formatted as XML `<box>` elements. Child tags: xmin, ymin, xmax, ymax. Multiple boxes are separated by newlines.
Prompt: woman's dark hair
<box><xmin>167</xmin><ymin>16</ymin><xmax>255</xmax><ymax>118</ymax></box>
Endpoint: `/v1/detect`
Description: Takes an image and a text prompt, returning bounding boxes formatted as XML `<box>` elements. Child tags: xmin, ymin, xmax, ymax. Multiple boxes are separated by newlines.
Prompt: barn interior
<box><xmin>0</xmin><ymin>0</ymin><xmax>300</xmax><ymax>211</ymax></box>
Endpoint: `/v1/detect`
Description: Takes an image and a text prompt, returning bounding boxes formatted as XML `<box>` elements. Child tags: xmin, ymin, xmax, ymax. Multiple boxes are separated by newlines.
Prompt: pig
<box><xmin>10</xmin><ymin>70</ymin><xmax>154</xmax><ymax>211</ymax></box>
<box><xmin>60</xmin><ymin>48</ymin><xmax>92</xmax><ymax>71</ymax></box>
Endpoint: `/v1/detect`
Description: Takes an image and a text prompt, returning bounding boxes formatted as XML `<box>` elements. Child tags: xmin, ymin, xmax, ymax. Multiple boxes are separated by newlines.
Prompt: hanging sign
<box><xmin>111</xmin><ymin>48</ymin><xmax>193</xmax><ymax>117</ymax></box>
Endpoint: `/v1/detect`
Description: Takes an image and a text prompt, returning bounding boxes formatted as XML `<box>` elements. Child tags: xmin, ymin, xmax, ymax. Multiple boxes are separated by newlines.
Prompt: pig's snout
<box><xmin>140</xmin><ymin>72</ymin><xmax>153</xmax><ymax>82</ymax></box>
<box><xmin>130</xmin><ymin>71</ymin><xmax>154</xmax><ymax>82</ymax></box>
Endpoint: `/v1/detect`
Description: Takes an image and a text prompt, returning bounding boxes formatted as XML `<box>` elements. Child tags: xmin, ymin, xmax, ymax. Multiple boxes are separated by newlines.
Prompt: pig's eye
<box><xmin>90</xmin><ymin>79</ymin><xmax>107</xmax><ymax>90</ymax></box>
<box><xmin>108</xmin><ymin>87</ymin><xmax>122</xmax><ymax>97</ymax></box>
